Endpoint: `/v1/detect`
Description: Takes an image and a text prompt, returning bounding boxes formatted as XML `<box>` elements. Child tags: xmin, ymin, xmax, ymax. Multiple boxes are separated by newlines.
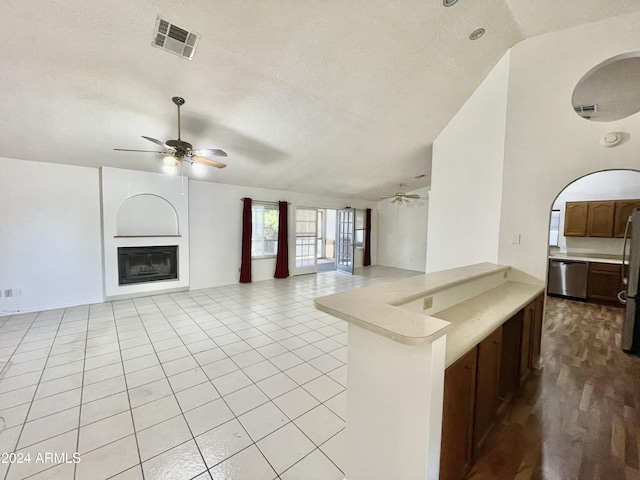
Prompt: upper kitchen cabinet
<box><xmin>614</xmin><ymin>200</ymin><xmax>640</xmax><ymax>237</ymax></box>
<box><xmin>586</xmin><ymin>201</ymin><xmax>615</xmax><ymax>237</ymax></box>
<box><xmin>564</xmin><ymin>202</ymin><xmax>589</xmax><ymax>236</ymax></box>
<box><xmin>565</xmin><ymin>199</ymin><xmax>639</xmax><ymax>238</ymax></box>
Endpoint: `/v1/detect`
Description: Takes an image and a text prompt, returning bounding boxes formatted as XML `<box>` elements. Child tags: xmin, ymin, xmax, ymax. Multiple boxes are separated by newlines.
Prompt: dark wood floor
<box><xmin>467</xmin><ymin>297</ymin><xmax>640</xmax><ymax>480</ymax></box>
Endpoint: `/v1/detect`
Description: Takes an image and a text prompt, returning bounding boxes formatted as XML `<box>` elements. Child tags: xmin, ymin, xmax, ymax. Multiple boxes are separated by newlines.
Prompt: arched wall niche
<box><xmin>116</xmin><ymin>194</ymin><xmax>179</xmax><ymax>236</ymax></box>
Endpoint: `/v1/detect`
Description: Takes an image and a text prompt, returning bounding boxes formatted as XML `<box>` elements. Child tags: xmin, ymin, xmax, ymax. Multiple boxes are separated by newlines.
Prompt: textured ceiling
<box><xmin>1</xmin><ymin>0</ymin><xmax>639</xmax><ymax>199</ymax></box>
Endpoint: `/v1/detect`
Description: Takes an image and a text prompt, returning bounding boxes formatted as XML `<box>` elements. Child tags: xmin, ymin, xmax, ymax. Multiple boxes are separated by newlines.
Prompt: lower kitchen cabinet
<box><xmin>531</xmin><ymin>294</ymin><xmax>544</xmax><ymax>368</ymax></box>
<box><xmin>440</xmin><ymin>293</ymin><xmax>545</xmax><ymax>480</ymax></box>
<box><xmin>499</xmin><ymin>309</ymin><xmax>522</xmax><ymax>401</ymax></box>
<box><xmin>440</xmin><ymin>347</ymin><xmax>477</xmax><ymax>480</ymax></box>
<box><xmin>473</xmin><ymin>326</ymin><xmax>503</xmax><ymax>453</ymax></box>
<box><xmin>587</xmin><ymin>262</ymin><xmax>622</xmax><ymax>304</ymax></box>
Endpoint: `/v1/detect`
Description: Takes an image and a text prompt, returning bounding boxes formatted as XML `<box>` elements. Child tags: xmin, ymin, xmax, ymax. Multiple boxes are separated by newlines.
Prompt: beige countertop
<box><xmin>314</xmin><ymin>262</ymin><xmax>543</xmax><ymax>350</ymax></box>
<box><xmin>549</xmin><ymin>252</ymin><xmax>622</xmax><ymax>265</ymax></box>
<box><xmin>432</xmin><ymin>281</ymin><xmax>544</xmax><ymax>367</ymax></box>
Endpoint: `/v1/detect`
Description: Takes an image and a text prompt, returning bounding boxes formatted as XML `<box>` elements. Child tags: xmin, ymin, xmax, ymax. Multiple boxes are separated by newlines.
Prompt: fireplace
<box><xmin>118</xmin><ymin>246</ymin><xmax>178</xmax><ymax>285</ymax></box>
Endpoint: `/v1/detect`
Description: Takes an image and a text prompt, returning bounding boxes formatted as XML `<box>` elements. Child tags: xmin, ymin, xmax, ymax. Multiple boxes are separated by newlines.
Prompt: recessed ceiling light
<box><xmin>443</xmin><ymin>0</ymin><xmax>458</xmax><ymax>6</ymax></box>
<box><xmin>470</xmin><ymin>28</ymin><xmax>485</xmax><ymax>40</ymax></box>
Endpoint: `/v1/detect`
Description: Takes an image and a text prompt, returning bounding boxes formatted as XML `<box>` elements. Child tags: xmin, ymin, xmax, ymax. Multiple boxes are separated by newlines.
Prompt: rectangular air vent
<box><xmin>574</xmin><ymin>104</ymin><xmax>597</xmax><ymax>116</ymax></box>
<box><xmin>152</xmin><ymin>17</ymin><xmax>200</xmax><ymax>60</ymax></box>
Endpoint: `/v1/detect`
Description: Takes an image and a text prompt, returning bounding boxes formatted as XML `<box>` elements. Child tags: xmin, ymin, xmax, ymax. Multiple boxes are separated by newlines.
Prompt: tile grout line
<box><xmin>73</xmin><ymin>304</ymin><xmax>96</xmax><ymax>480</ymax></box>
<box><xmin>150</xmin><ymin>293</ymin><xmax>285</xmax><ymax>476</ymax></box>
<box><xmin>175</xmin><ymin>285</ymin><xmax>348</xmax><ymax>475</ymax></box>
<box><xmin>3</xmin><ymin>309</ymin><xmax>67</xmax><ymax>480</ymax></box>
<box><xmin>1</xmin><ymin>268</ymin><xmax>414</xmax><ymax>479</ymax></box>
<box><xmin>108</xmin><ymin>300</ymin><xmax>146</xmax><ymax>480</ymax></box>
<box><xmin>0</xmin><ymin>313</ymin><xmax>42</xmax><ymax>379</ymax></box>
<box><xmin>127</xmin><ymin>296</ymin><xmax>212</xmax><ymax>477</ymax></box>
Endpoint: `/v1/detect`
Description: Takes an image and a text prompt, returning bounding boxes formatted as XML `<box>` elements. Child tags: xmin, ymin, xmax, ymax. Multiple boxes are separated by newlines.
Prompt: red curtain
<box><xmin>274</xmin><ymin>201</ymin><xmax>290</xmax><ymax>278</ymax></box>
<box><xmin>363</xmin><ymin>208</ymin><xmax>372</xmax><ymax>267</ymax></box>
<box><xmin>239</xmin><ymin>198</ymin><xmax>252</xmax><ymax>283</ymax></box>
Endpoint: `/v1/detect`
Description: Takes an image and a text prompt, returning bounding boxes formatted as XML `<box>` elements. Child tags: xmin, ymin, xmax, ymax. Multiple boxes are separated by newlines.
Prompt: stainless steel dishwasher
<box><xmin>547</xmin><ymin>259</ymin><xmax>588</xmax><ymax>299</ymax></box>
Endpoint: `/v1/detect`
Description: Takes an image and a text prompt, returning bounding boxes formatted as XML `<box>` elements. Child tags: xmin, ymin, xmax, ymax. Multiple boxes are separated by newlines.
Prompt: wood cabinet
<box><xmin>519</xmin><ymin>302</ymin><xmax>534</xmax><ymax>383</ymax></box>
<box><xmin>586</xmin><ymin>201</ymin><xmax>615</xmax><ymax>237</ymax></box>
<box><xmin>530</xmin><ymin>294</ymin><xmax>544</xmax><ymax>368</ymax></box>
<box><xmin>440</xmin><ymin>348</ymin><xmax>477</xmax><ymax>480</ymax></box>
<box><xmin>473</xmin><ymin>327</ymin><xmax>502</xmax><ymax>454</ymax></box>
<box><xmin>564</xmin><ymin>202</ymin><xmax>589</xmax><ymax>237</ymax></box>
<box><xmin>587</xmin><ymin>262</ymin><xmax>622</xmax><ymax>304</ymax></box>
<box><xmin>565</xmin><ymin>199</ymin><xmax>640</xmax><ymax>238</ymax></box>
<box><xmin>499</xmin><ymin>309</ymin><xmax>522</xmax><ymax>401</ymax></box>
<box><xmin>614</xmin><ymin>200</ymin><xmax>640</xmax><ymax>237</ymax></box>
<box><xmin>440</xmin><ymin>293</ymin><xmax>545</xmax><ymax>480</ymax></box>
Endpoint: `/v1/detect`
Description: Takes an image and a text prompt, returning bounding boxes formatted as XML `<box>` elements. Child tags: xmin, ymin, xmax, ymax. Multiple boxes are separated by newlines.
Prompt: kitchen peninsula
<box><xmin>315</xmin><ymin>263</ymin><xmax>544</xmax><ymax>480</ymax></box>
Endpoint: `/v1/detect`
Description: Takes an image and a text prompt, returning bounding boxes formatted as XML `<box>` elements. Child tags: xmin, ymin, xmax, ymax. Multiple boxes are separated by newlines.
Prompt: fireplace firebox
<box><xmin>118</xmin><ymin>246</ymin><xmax>178</xmax><ymax>285</ymax></box>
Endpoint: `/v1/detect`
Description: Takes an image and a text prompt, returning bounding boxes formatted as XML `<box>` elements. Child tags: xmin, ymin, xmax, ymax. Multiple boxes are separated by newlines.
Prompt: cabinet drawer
<box><xmin>589</xmin><ymin>262</ymin><xmax>621</xmax><ymax>273</ymax></box>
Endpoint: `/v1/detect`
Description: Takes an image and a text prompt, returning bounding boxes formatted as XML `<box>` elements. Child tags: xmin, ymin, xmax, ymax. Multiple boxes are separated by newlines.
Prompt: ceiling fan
<box><xmin>114</xmin><ymin>96</ymin><xmax>228</xmax><ymax>170</ymax></box>
<box><xmin>380</xmin><ymin>184</ymin><xmax>422</xmax><ymax>204</ymax></box>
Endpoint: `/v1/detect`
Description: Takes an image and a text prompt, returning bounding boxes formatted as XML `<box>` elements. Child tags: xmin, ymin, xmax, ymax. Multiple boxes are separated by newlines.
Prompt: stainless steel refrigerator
<box><xmin>620</xmin><ymin>209</ymin><xmax>640</xmax><ymax>355</ymax></box>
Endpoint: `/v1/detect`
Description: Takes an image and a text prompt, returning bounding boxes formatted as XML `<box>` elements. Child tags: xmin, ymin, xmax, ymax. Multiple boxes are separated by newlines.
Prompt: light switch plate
<box><xmin>511</xmin><ymin>233</ymin><xmax>521</xmax><ymax>245</ymax></box>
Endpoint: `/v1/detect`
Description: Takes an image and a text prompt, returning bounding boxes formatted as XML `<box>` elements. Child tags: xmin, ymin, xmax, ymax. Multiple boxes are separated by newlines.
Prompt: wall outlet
<box><xmin>4</xmin><ymin>289</ymin><xmax>12</xmax><ymax>298</ymax></box>
<box><xmin>504</xmin><ymin>271</ymin><xmax>508</xmax><ymax>279</ymax></box>
<box><xmin>423</xmin><ymin>296</ymin><xmax>433</xmax><ymax>310</ymax></box>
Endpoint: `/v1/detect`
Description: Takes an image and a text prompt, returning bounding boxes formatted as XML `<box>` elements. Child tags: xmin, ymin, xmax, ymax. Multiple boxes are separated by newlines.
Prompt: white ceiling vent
<box><xmin>574</xmin><ymin>104</ymin><xmax>597</xmax><ymax>117</ymax></box>
<box><xmin>152</xmin><ymin>17</ymin><xmax>200</xmax><ymax>60</ymax></box>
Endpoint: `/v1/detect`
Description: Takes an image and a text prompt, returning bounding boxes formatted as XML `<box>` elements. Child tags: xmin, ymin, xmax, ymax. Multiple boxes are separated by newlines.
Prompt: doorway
<box><xmin>317</xmin><ymin>209</ymin><xmax>337</xmax><ymax>272</ymax></box>
<box><xmin>293</xmin><ymin>207</ymin><xmax>338</xmax><ymax>275</ymax></box>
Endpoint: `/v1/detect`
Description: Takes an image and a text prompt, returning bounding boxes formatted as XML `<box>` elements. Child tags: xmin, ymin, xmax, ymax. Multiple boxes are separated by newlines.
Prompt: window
<box><xmin>549</xmin><ymin>210</ymin><xmax>560</xmax><ymax>247</ymax></box>
<box><xmin>355</xmin><ymin>209</ymin><xmax>365</xmax><ymax>247</ymax></box>
<box><xmin>252</xmin><ymin>203</ymin><xmax>279</xmax><ymax>258</ymax></box>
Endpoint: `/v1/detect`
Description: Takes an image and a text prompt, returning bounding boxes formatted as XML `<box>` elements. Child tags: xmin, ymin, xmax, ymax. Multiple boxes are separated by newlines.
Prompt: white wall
<box><xmin>0</xmin><ymin>157</ymin><xmax>103</xmax><ymax>313</ymax></box>
<box><xmin>189</xmin><ymin>181</ymin><xmax>378</xmax><ymax>289</ymax></box>
<box><xmin>498</xmin><ymin>12</ymin><xmax>640</xmax><ymax>280</ymax></box>
<box><xmin>426</xmin><ymin>51</ymin><xmax>511</xmax><ymax>273</ymax></box>
<box><xmin>376</xmin><ymin>187</ymin><xmax>429</xmax><ymax>272</ymax></box>
<box><xmin>552</xmin><ymin>170</ymin><xmax>640</xmax><ymax>256</ymax></box>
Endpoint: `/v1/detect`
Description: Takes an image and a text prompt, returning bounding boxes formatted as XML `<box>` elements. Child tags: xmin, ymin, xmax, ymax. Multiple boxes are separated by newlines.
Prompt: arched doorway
<box><xmin>546</xmin><ymin>169</ymin><xmax>640</xmax><ymax>304</ymax></box>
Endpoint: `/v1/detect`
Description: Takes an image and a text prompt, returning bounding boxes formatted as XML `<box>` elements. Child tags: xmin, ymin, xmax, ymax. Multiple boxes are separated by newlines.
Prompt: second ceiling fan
<box><xmin>380</xmin><ymin>184</ymin><xmax>423</xmax><ymax>204</ymax></box>
<box><xmin>115</xmin><ymin>96</ymin><xmax>228</xmax><ymax>169</ymax></box>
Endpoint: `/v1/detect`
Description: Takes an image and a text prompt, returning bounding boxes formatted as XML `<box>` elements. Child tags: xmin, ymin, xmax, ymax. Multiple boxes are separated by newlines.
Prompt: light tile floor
<box><xmin>0</xmin><ymin>266</ymin><xmax>419</xmax><ymax>480</ymax></box>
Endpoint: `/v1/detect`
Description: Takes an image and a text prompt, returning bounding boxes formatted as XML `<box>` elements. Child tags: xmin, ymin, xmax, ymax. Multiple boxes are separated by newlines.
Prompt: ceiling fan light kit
<box><xmin>114</xmin><ymin>96</ymin><xmax>228</xmax><ymax>172</ymax></box>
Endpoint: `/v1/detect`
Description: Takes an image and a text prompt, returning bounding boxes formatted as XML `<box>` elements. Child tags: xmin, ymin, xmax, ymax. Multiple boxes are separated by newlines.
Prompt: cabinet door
<box><xmin>614</xmin><ymin>200</ymin><xmax>640</xmax><ymax>238</ymax></box>
<box><xmin>564</xmin><ymin>202</ymin><xmax>588</xmax><ymax>237</ymax></box>
<box><xmin>520</xmin><ymin>303</ymin><xmax>533</xmax><ymax>384</ymax></box>
<box><xmin>473</xmin><ymin>327</ymin><xmax>502</xmax><ymax>454</ymax></box>
<box><xmin>499</xmin><ymin>310</ymin><xmax>522</xmax><ymax>401</ymax></box>
<box><xmin>440</xmin><ymin>348</ymin><xmax>478</xmax><ymax>480</ymax></box>
<box><xmin>530</xmin><ymin>294</ymin><xmax>544</xmax><ymax>368</ymax></box>
<box><xmin>587</xmin><ymin>263</ymin><xmax>622</xmax><ymax>303</ymax></box>
<box><xmin>587</xmin><ymin>201</ymin><xmax>615</xmax><ymax>237</ymax></box>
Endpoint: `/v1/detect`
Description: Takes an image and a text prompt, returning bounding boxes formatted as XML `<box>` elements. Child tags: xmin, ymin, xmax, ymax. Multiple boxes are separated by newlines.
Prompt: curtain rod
<box><xmin>240</xmin><ymin>198</ymin><xmax>284</xmax><ymax>205</ymax></box>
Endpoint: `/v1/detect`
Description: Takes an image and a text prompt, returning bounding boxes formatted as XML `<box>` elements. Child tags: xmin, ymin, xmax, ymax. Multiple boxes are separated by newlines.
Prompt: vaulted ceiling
<box><xmin>1</xmin><ymin>0</ymin><xmax>639</xmax><ymax>199</ymax></box>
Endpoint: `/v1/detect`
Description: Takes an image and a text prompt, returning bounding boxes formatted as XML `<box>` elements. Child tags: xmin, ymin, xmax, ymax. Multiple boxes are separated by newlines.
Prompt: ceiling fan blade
<box><xmin>142</xmin><ymin>136</ymin><xmax>174</xmax><ymax>151</ymax></box>
<box><xmin>192</xmin><ymin>148</ymin><xmax>228</xmax><ymax>158</ymax></box>
<box><xmin>405</xmin><ymin>195</ymin><xmax>421</xmax><ymax>199</ymax></box>
<box><xmin>114</xmin><ymin>148</ymin><xmax>169</xmax><ymax>154</ymax></box>
<box><xmin>379</xmin><ymin>196</ymin><xmax>396</xmax><ymax>199</ymax></box>
<box><xmin>193</xmin><ymin>156</ymin><xmax>227</xmax><ymax>169</ymax></box>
